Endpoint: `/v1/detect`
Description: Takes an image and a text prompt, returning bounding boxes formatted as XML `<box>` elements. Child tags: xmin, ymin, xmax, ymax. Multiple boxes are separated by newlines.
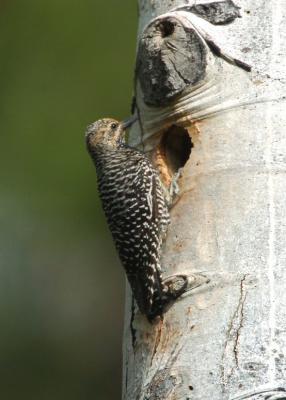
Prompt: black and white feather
<box><xmin>86</xmin><ymin>118</ymin><xmax>176</xmax><ymax>321</ymax></box>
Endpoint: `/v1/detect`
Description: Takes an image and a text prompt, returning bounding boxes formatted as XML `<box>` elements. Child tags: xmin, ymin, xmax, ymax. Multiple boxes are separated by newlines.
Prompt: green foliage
<box><xmin>0</xmin><ymin>0</ymin><xmax>136</xmax><ymax>398</ymax></box>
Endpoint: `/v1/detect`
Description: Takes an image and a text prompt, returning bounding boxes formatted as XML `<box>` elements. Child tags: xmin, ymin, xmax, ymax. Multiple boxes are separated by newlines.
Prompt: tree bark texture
<box><xmin>123</xmin><ymin>1</ymin><xmax>286</xmax><ymax>399</ymax></box>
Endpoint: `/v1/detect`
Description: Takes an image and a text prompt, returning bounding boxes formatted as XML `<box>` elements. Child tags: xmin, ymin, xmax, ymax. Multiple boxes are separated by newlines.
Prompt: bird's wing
<box><xmin>108</xmin><ymin>158</ymin><xmax>168</xmax><ymax>317</ymax></box>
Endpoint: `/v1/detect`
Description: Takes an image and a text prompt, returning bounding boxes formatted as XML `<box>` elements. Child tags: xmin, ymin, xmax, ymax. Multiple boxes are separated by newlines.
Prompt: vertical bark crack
<box><xmin>151</xmin><ymin>318</ymin><xmax>163</xmax><ymax>364</ymax></box>
<box><xmin>221</xmin><ymin>275</ymin><xmax>248</xmax><ymax>388</ymax></box>
<box><xmin>130</xmin><ymin>297</ymin><xmax>137</xmax><ymax>351</ymax></box>
<box><xmin>233</xmin><ymin>275</ymin><xmax>247</xmax><ymax>367</ymax></box>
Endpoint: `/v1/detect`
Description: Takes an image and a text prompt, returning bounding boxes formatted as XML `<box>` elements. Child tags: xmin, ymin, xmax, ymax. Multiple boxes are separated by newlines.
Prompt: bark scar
<box><xmin>151</xmin><ymin>318</ymin><xmax>163</xmax><ymax>364</ymax></box>
<box><xmin>130</xmin><ymin>296</ymin><xmax>137</xmax><ymax>351</ymax></box>
<box><xmin>231</xmin><ymin>386</ymin><xmax>286</xmax><ymax>399</ymax></box>
<box><xmin>233</xmin><ymin>274</ymin><xmax>247</xmax><ymax>367</ymax></box>
<box><xmin>221</xmin><ymin>274</ymin><xmax>248</xmax><ymax>388</ymax></box>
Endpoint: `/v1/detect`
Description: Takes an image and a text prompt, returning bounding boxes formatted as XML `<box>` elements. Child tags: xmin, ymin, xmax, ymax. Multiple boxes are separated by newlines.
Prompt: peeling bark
<box><xmin>123</xmin><ymin>0</ymin><xmax>286</xmax><ymax>399</ymax></box>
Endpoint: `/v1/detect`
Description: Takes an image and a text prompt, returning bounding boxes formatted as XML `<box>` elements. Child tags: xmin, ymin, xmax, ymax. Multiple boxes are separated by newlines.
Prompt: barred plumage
<box><xmin>86</xmin><ymin>118</ymin><xmax>187</xmax><ymax>321</ymax></box>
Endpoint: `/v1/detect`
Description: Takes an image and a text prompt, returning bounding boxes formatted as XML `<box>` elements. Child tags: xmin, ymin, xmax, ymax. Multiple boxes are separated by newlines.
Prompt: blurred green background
<box><xmin>0</xmin><ymin>1</ymin><xmax>137</xmax><ymax>398</ymax></box>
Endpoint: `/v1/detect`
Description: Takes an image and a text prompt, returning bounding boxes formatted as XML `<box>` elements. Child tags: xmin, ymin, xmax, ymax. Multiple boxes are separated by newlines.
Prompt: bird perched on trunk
<box><xmin>85</xmin><ymin>117</ymin><xmax>188</xmax><ymax>322</ymax></box>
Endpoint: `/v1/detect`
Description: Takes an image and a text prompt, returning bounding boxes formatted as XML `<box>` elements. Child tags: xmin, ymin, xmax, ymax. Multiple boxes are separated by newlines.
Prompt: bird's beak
<box><xmin>122</xmin><ymin>114</ymin><xmax>137</xmax><ymax>129</ymax></box>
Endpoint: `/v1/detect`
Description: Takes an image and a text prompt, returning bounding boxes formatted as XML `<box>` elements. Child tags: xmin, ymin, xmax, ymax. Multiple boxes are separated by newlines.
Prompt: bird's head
<box><xmin>85</xmin><ymin>116</ymin><xmax>136</xmax><ymax>152</ymax></box>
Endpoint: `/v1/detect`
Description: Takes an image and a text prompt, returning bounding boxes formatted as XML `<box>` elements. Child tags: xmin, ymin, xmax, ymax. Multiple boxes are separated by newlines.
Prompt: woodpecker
<box><xmin>86</xmin><ymin>117</ymin><xmax>187</xmax><ymax>321</ymax></box>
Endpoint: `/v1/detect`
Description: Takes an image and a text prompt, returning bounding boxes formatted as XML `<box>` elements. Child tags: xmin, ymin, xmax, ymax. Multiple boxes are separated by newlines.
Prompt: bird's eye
<box><xmin>111</xmin><ymin>122</ymin><xmax>118</xmax><ymax>130</ymax></box>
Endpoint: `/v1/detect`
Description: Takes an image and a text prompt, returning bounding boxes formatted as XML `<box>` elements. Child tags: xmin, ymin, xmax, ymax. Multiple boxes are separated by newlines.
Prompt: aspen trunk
<box><xmin>123</xmin><ymin>1</ymin><xmax>286</xmax><ymax>399</ymax></box>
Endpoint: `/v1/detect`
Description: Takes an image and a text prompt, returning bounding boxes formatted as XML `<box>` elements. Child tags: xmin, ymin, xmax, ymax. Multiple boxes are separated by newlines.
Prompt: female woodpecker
<box><xmin>86</xmin><ymin>117</ymin><xmax>187</xmax><ymax>321</ymax></box>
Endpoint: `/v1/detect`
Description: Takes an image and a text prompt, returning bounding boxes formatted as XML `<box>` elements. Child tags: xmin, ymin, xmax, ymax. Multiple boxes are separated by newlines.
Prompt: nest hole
<box><xmin>161</xmin><ymin>125</ymin><xmax>193</xmax><ymax>172</ymax></box>
<box><xmin>154</xmin><ymin>125</ymin><xmax>193</xmax><ymax>187</ymax></box>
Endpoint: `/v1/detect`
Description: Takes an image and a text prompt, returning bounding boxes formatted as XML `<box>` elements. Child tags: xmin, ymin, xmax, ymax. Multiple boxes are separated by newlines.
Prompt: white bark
<box><xmin>123</xmin><ymin>1</ymin><xmax>286</xmax><ymax>399</ymax></box>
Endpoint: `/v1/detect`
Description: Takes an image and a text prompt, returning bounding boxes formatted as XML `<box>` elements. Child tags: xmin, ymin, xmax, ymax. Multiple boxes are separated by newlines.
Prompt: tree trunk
<box><xmin>123</xmin><ymin>1</ymin><xmax>286</xmax><ymax>399</ymax></box>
